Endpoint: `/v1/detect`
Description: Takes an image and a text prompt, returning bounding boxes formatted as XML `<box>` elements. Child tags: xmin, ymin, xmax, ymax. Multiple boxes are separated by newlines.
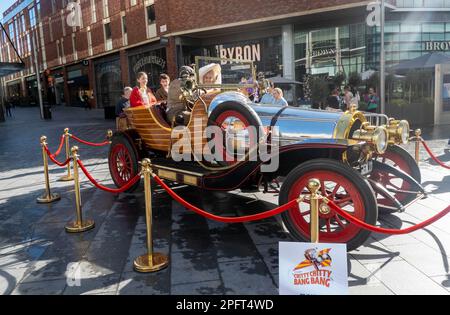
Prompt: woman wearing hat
<box><xmin>130</xmin><ymin>72</ymin><xmax>157</xmax><ymax>108</ymax></box>
<box><xmin>199</xmin><ymin>64</ymin><xmax>222</xmax><ymax>93</ymax></box>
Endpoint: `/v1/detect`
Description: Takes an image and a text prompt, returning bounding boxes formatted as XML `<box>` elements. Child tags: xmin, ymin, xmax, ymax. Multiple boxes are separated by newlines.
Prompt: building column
<box><xmin>282</xmin><ymin>24</ymin><xmax>295</xmax><ymax>80</ymax></box>
<box><xmin>166</xmin><ymin>37</ymin><xmax>178</xmax><ymax>80</ymax></box>
<box><xmin>88</xmin><ymin>61</ymin><xmax>96</xmax><ymax>108</ymax></box>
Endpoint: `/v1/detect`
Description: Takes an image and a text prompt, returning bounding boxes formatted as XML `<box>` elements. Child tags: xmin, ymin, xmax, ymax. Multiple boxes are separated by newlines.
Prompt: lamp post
<box><xmin>380</xmin><ymin>0</ymin><xmax>386</xmax><ymax>114</ymax></box>
<box><xmin>30</xmin><ymin>28</ymin><xmax>44</xmax><ymax>120</ymax></box>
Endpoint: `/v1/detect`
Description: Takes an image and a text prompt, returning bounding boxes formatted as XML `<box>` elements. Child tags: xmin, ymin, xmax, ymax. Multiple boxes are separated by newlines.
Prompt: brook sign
<box><xmin>425</xmin><ymin>41</ymin><xmax>450</xmax><ymax>51</ymax></box>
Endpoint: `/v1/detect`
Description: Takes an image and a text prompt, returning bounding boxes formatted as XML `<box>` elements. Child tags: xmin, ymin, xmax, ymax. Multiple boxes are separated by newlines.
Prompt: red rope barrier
<box><xmin>53</xmin><ymin>135</ymin><xmax>65</xmax><ymax>157</ymax></box>
<box><xmin>421</xmin><ymin>139</ymin><xmax>450</xmax><ymax>170</ymax></box>
<box><xmin>70</xmin><ymin>134</ymin><xmax>110</xmax><ymax>147</ymax></box>
<box><xmin>327</xmin><ymin>199</ymin><xmax>450</xmax><ymax>235</ymax></box>
<box><xmin>44</xmin><ymin>145</ymin><xmax>71</xmax><ymax>167</ymax></box>
<box><xmin>152</xmin><ymin>174</ymin><xmax>300</xmax><ymax>223</ymax></box>
<box><xmin>77</xmin><ymin>159</ymin><xmax>140</xmax><ymax>193</ymax></box>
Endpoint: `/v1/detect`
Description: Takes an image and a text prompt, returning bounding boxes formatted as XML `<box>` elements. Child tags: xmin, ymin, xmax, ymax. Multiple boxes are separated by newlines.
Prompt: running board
<box><xmin>150</xmin><ymin>159</ymin><xmax>211</xmax><ymax>187</ymax></box>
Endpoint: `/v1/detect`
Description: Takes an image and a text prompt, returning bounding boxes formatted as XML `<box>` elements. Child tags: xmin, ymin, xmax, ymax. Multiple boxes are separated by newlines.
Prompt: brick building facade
<box><xmin>1</xmin><ymin>0</ymin><xmax>396</xmax><ymax>108</ymax></box>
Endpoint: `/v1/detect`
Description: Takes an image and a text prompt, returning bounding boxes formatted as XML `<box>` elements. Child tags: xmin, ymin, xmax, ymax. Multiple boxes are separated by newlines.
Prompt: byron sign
<box><xmin>216</xmin><ymin>44</ymin><xmax>261</xmax><ymax>63</ymax></box>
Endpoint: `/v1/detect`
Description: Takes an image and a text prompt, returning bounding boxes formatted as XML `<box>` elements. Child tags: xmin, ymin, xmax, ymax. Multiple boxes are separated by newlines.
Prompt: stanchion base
<box><xmin>65</xmin><ymin>219</ymin><xmax>95</xmax><ymax>233</ymax></box>
<box><xmin>36</xmin><ymin>193</ymin><xmax>61</xmax><ymax>204</ymax></box>
<box><xmin>134</xmin><ymin>253</ymin><xmax>169</xmax><ymax>273</ymax></box>
<box><xmin>59</xmin><ymin>175</ymin><xmax>74</xmax><ymax>182</ymax></box>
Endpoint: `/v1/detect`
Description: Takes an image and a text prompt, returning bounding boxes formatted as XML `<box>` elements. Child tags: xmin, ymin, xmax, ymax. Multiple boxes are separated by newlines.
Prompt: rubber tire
<box><xmin>208</xmin><ymin>101</ymin><xmax>261</xmax><ymax>166</ymax></box>
<box><xmin>374</xmin><ymin>145</ymin><xmax>421</xmax><ymax>211</ymax></box>
<box><xmin>279</xmin><ymin>159</ymin><xmax>378</xmax><ymax>252</ymax></box>
<box><xmin>108</xmin><ymin>134</ymin><xmax>141</xmax><ymax>193</ymax></box>
<box><xmin>381</xmin><ymin>145</ymin><xmax>421</xmax><ymax>183</ymax></box>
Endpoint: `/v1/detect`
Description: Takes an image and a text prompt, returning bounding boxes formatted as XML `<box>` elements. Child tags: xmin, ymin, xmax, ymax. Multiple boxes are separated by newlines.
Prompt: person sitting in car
<box><xmin>130</xmin><ymin>72</ymin><xmax>157</xmax><ymax>108</ymax></box>
<box><xmin>155</xmin><ymin>73</ymin><xmax>170</xmax><ymax>102</ymax></box>
<box><xmin>166</xmin><ymin>66</ymin><xmax>196</xmax><ymax>126</ymax></box>
<box><xmin>199</xmin><ymin>63</ymin><xmax>222</xmax><ymax>93</ymax></box>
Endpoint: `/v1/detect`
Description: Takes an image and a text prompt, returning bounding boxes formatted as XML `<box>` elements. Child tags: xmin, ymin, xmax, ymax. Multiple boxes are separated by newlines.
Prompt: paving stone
<box><xmin>11</xmin><ymin>279</ymin><xmax>67</xmax><ymax>295</ymax></box>
<box><xmin>387</xmin><ymin>242</ymin><xmax>450</xmax><ymax>277</ymax></box>
<box><xmin>368</xmin><ymin>260</ymin><xmax>449</xmax><ymax>295</ymax></box>
<box><xmin>171</xmin><ymin>280</ymin><xmax>225</xmax><ymax>295</ymax></box>
<box><xmin>0</xmin><ymin>268</ymin><xmax>29</xmax><ymax>295</ymax></box>
<box><xmin>244</xmin><ymin>220</ymin><xmax>291</xmax><ymax>245</ymax></box>
<box><xmin>349</xmin><ymin>237</ymin><xmax>403</xmax><ymax>265</ymax></box>
<box><xmin>171</xmin><ymin>251</ymin><xmax>221</xmax><ymax>285</ymax></box>
<box><xmin>219</xmin><ymin>259</ymin><xmax>278</xmax><ymax>295</ymax></box>
<box><xmin>117</xmin><ymin>270</ymin><xmax>170</xmax><ymax>295</ymax></box>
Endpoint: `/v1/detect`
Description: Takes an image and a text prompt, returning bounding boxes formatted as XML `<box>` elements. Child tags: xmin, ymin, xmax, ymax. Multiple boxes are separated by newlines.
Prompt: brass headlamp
<box><xmin>386</xmin><ymin>119</ymin><xmax>410</xmax><ymax>145</ymax></box>
<box><xmin>352</xmin><ymin>122</ymin><xmax>389</xmax><ymax>154</ymax></box>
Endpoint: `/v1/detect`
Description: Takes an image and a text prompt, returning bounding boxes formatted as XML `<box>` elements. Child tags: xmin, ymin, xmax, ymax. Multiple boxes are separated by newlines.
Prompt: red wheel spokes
<box><xmin>287</xmin><ymin>171</ymin><xmax>365</xmax><ymax>244</ymax></box>
<box><xmin>110</xmin><ymin>144</ymin><xmax>135</xmax><ymax>187</ymax></box>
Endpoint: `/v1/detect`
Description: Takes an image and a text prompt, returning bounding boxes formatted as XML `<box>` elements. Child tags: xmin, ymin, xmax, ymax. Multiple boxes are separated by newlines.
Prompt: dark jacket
<box><xmin>155</xmin><ymin>87</ymin><xmax>168</xmax><ymax>101</ymax></box>
<box><xmin>115</xmin><ymin>97</ymin><xmax>129</xmax><ymax>117</ymax></box>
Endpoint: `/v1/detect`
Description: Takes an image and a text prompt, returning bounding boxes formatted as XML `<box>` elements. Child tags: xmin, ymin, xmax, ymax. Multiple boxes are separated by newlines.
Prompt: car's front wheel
<box><xmin>279</xmin><ymin>159</ymin><xmax>378</xmax><ymax>251</ymax></box>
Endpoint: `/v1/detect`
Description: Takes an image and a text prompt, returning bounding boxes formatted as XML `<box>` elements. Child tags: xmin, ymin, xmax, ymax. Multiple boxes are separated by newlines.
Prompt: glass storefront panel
<box><xmin>94</xmin><ymin>57</ymin><xmax>123</xmax><ymax>108</ymax></box>
<box><xmin>294</xmin><ymin>23</ymin><xmax>366</xmax><ymax>80</ymax></box>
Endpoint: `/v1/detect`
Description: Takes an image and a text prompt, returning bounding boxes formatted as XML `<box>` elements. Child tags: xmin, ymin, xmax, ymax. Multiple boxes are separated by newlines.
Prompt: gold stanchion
<box><xmin>414</xmin><ymin>129</ymin><xmax>422</xmax><ymax>164</ymax></box>
<box><xmin>107</xmin><ymin>129</ymin><xmax>113</xmax><ymax>141</ymax></box>
<box><xmin>59</xmin><ymin>128</ymin><xmax>74</xmax><ymax>182</ymax></box>
<box><xmin>134</xmin><ymin>158</ymin><xmax>169</xmax><ymax>273</ymax></box>
<box><xmin>37</xmin><ymin>136</ymin><xmax>61</xmax><ymax>204</ymax></box>
<box><xmin>65</xmin><ymin>146</ymin><xmax>95</xmax><ymax>233</ymax></box>
<box><xmin>307</xmin><ymin>179</ymin><xmax>321</xmax><ymax>243</ymax></box>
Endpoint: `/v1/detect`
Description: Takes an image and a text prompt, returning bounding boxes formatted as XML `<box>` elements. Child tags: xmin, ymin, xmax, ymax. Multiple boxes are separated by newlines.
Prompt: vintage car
<box><xmin>109</xmin><ymin>57</ymin><xmax>424</xmax><ymax>251</ymax></box>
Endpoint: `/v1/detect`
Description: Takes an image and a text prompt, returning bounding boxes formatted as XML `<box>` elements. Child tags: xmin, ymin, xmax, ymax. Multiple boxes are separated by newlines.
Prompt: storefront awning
<box><xmin>0</xmin><ymin>62</ymin><xmax>25</xmax><ymax>77</ymax></box>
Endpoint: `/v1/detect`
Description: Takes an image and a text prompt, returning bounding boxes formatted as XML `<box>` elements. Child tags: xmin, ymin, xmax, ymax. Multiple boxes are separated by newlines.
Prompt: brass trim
<box><xmin>157</xmin><ymin>169</ymin><xmax>178</xmax><ymax>182</ymax></box>
<box><xmin>183</xmin><ymin>175</ymin><xmax>199</xmax><ymax>186</ymax></box>
<box><xmin>153</xmin><ymin>164</ymin><xmax>205</xmax><ymax>177</ymax></box>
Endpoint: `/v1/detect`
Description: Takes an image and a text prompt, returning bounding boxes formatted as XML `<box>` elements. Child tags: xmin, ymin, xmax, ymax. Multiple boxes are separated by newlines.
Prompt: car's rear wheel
<box><xmin>108</xmin><ymin>134</ymin><xmax>141</xmax><ymax>193</ymax></box>
<box><xmin>371</xmin><ymin>145</ymin><xmax>421</xmax><ymax>209</ymax></box>
<box><xmin>279</xmin><ymin>159</ymin><xmax>377</xmax><ymax>251</ymax></box>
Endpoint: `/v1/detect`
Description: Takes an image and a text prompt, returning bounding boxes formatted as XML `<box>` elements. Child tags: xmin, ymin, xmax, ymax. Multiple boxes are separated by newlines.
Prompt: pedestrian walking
<box><xmin>365</xmin><ymin>87</ymin><xmax>380</xmax><ymax>113</ymax></box>
<box><xmin>5</xmin><ymin>99</ymin><xmax>13</xmax><ymax>117</ymax></box>
<box><xmin>326</xmin><ymin>88</ymin><xmax>341</xmax><ymax>111</ymax></box>
<box><xmin>343</xmin><ymin>85</ymin><xmax>354</xmax><ymax>110</ymax></box>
